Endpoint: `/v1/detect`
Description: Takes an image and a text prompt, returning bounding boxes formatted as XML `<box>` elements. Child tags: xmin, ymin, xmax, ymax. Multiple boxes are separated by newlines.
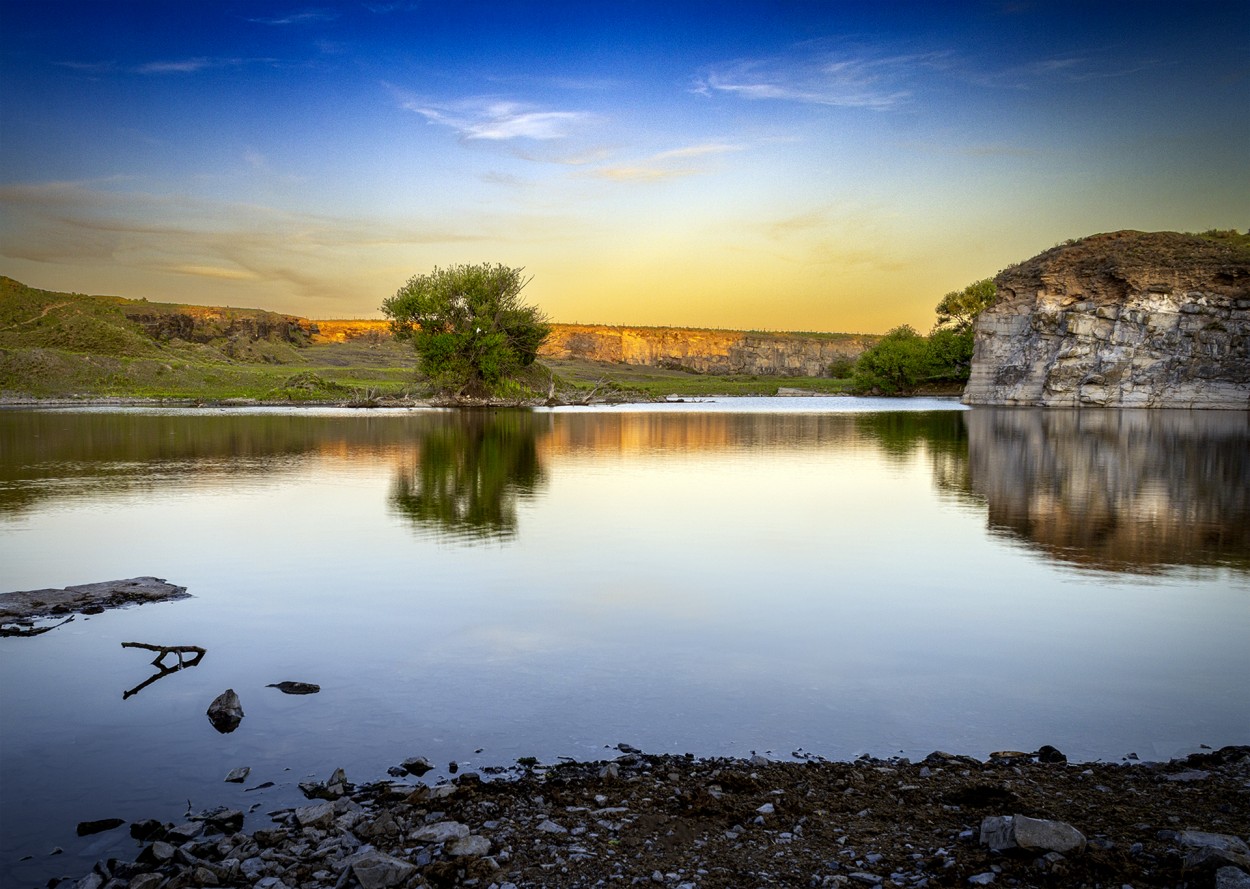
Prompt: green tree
<box><xmin>934</xmin><ymin>278</ymin><xmax>996</xmax><ymax>331</ymax></box>
<box><xmin>382</xmin><ymin>263</ymin><xmax>550</xmax><ymax>395</ymax></box>
<box><xmin>851</xmin><ymin>325</ymin><xmax>935</xmax><ymax>395</ymax></box>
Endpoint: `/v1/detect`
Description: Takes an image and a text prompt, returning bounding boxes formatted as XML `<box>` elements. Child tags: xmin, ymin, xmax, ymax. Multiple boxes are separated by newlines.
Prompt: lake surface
<box><xmin>1</xmin><ymin>399</ymin><xmax>1248</xmax><ymax>886</ymax></box>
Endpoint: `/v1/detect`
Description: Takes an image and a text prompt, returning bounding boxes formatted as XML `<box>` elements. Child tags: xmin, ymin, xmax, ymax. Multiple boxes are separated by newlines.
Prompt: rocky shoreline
<box><xmin>58</xmin><ymin>745</ymin><xmax>1249</xmax><ymax>889</ymax></box>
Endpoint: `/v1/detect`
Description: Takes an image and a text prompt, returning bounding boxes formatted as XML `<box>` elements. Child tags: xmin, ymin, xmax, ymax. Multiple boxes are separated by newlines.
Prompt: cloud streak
<box><xmin>695</xmin><ymin>46</ymin><xmax>947</xmax><ymax>109</ymax></box>
<box><xmin>591</xmin><ymin>142</ymin><xmax>746</xmax><ymax>182</ymax></box>
<box><xmin>395</xmin><ymin>90</ymin><xmax>595</xmax><ymax>141</ymax></box>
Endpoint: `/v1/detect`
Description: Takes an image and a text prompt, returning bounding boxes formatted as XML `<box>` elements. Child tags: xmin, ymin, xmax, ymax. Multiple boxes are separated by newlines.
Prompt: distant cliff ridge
<box><xmin>539</xmin><ymin>324</ymin><xmax>873</xmax><ymax>377</ymax></box>
<box><xmin>312</xmin><ymin>320</ymin><xmax>874</xmax><ymax>377</ymax></box>
<box><xmin>963</xmin><ymin>231</ymin><xmax>1250</xmax><ymax>409</ymax></box>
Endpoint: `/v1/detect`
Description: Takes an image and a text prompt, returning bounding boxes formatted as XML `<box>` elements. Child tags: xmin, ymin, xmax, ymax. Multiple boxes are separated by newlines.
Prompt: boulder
<box><xmin>349</xmin><ymin>850</ymin><xmax>416</xmax><ymax>889</ymax></box>
<box><xmin>400</xmin><ymin>756</ymin><xmax>434</xmax><ymax>776</ymax></box>
<box><xmin>1178</xmin><ymin>831</ymin><xmax>1250</xmax><ymax>870</ymax></box>
<box><xmin>206</xmin><ymin>689</ymin><xmax>243</xmax><ymax>734</ymax></box>
<box><xmin>447</xmin><ymin>834</ymin><xmax>491</xmax><ymax>857</ymax></box>
<box><xmin>980</xmin><ymin>815</ymin><xmax>1086</xmax><ymax>854</ymax></box>
<box><xmin>411</xmin><ymin>821</ymin><xmax>470</xmax><ymax>844</ymax></box>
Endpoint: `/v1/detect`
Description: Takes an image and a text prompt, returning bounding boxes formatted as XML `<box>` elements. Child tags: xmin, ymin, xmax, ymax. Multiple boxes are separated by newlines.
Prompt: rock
<box><xmin>127</xmin><ymin>873</ymin><xmax>164</xmax><ymax>889</ymax></box>
<box><xmin>401</xmin><ymin>756</ymin><xmax>434</xmax><ymax>776</ymax></box>
<box><xmin>1014</xmin><ymin>815</ymin><xmax>1086</xmax><ymax>854</ymax></box>
<box><xmin>411</xmin><ymin>821</ymin><xmax>470</xmax><ymax>844</ymax></box>
<box><xmin>294</xmin><ymin>801</ymin><xmax>336</xmax><ymax>829</ymax></box>
<box><xmin>447</xmin><ymin>834</ymin><xmax>491</xmax><ymax>857</ymax></box>
<box><xmin>1178</xmin><ymin>831</ymin><xmax>1250</xmax><ymax>870</ymax></box>
<box><xmin>194</xmin><ymin>807</ymin><xmax>244</xmax><ymax>834</ymax></box>
<box><xmin>165</xmin><ymin>821</ymin><xmax>204</xmax><ymax>842</ymax></box>
<box><xmin>967</xmin><ymin>874</ymin><xmax>996</xmax><ymax>886</ymax></box>
<box><xmin>537</xmin><ymin>819</ymin><xmax>568</xmax><ymax>834</ymax></box>
<box><xmin>129</xmin><ymin>820</ymin><xmax>165</xmax><ymax>841</ymax></box>
<box><xmin>0</xmin><ymin>577</ymin><xmax>190</xmax><ymax>623</ymax></box>
<box><xmin>542</xmin><ymin>325</ymin><xmax>870</xmax><ymax>378</ymax></box>
<box><xmin>75</xmin><ymin>874</ymin><xmax>105</xmax><ymax>889</ymax></box>
<box><xmin>224</xmin><ymin>767</ymin><xmax>250</xmax><ymax>783</ymax></box>
<box><xmin>266</xmin><ymin>681</ymin><xmax>320</xmax><ymax>695</ymax></box>
<box><xmin>964</xmin><ymin>231</ymin><xmax>1250</xmax><ymax>410</ymax></box>
<box><xmin>206</xmin><ymin>689</ymin><xmax>243</xmax><ymax>733</ymax></box>
<box><xmin>77</xmin><ymin>818</ymin><xmax>125</xmax><ymax>836</ymax></box>
<box><xmin>980</xmin><ymin>814</ymin><xmax>1086</xmax><ymax>854</ymax></box>
<box><xmin>1035</xmin><ymin>745</ymin><xmax>1067</xmax><ymax>763</ymax></box>
<box><xmin>1217</xmin><ymin>867</ymin><xmax>1250</xmax><ymax>889</ymax></box>
<box><xmin>349</xmin><ymin>850</ymin><xmax>416</xmax><ymax>889</ymax></box>
<box><xmin>1166</xmin><ymin>770</ymin><xmax>1210</xmax><ymax>782</ymax></box>
<box><xmin>756</xmin><ymin>803</ymin><xmax>775</xmax><ymax>815</ymax></box>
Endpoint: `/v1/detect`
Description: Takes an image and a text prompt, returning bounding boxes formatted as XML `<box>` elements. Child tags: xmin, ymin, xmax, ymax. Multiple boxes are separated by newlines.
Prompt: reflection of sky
<box><xmin>1</xmin><ymin>405</ymin><xmax>1248</xmax><ymax>886</ymax></box>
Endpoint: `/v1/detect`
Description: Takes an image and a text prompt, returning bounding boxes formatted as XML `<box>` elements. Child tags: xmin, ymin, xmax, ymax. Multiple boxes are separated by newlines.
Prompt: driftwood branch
<box><xmin>581</xmin><ymin>377</ymin><xmax>609</xmax><ymax>405</ymax></box>
<box><xmin>121</xmin><ymin>642</ymin><xmax>207</xmax><ymax>699</ymax></box>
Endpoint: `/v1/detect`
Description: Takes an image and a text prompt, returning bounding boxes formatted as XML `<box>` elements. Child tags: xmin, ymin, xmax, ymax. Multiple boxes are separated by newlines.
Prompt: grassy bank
<box><xmin>1</xmin><ymin>277</ymin><xmax>871</xmax><ymax>404</ymax></box>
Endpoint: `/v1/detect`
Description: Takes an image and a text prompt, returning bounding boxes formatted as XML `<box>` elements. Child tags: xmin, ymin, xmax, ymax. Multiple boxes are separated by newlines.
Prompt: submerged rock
<box><xmin>266</xmin><ymin>681</ymin><xmax>320</xmax><ymax>695</ymax></box>
<box><xmin>76</xmin><ymin>818</ymin><xmax>124</xmax><ymax>837</ymax></box>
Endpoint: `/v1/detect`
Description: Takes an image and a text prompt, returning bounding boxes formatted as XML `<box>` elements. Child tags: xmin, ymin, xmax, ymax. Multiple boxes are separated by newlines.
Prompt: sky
<box><xmin>1</xmin><ymin>1</ymin><xmax>1247</xmax><ymax>333</ymax></box>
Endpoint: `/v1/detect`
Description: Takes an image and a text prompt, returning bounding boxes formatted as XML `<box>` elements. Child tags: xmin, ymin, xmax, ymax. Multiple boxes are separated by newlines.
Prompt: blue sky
<box><xmin>1</xmin><ymin>1</ymin><xmax>1247</xmax><ymax>331</ymax></box>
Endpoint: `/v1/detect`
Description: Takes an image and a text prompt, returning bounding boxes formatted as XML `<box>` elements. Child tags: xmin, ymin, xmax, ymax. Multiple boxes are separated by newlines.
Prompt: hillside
<box><xmin>0</xmin><ymin>278</ymin><xmax>865</xmax><ymax>401</ymax></box>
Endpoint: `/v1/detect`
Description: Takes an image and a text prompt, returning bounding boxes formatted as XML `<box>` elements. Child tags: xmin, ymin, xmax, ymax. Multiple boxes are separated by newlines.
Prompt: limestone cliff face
<box><xmin>539</xmin><ymin>325</ymin><xmax>873</xmax><ymax>377</ymax></box>
<box><xmin>963</xmin><ymin>231</ymin><xmax>1250</xmax><ymax>409</ymax></box>
<box><xmin>309</xmin><ymin>320</ymin><xmax>874</xmax><ymax>377</ymax></box>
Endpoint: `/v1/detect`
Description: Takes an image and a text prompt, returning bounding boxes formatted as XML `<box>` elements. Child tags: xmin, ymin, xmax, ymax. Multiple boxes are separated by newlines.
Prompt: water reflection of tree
<box><xmin>853</xmin><ymin>412</ymin><xmax>978</xmax><ymax>505</ymax></box>
<box><xmin>390</xmin><ymin>410</ymin><xmax>547</xmax><ymax>542</ymax></box>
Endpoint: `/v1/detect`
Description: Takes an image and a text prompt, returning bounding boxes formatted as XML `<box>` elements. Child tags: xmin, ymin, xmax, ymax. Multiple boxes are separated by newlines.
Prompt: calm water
<box><xmin>1</xmin><ymin>399</ymin><xmax>1248</xmax><ymax>885</ymax></box>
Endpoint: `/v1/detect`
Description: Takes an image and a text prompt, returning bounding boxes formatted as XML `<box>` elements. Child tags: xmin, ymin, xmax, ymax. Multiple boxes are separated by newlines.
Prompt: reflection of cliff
<box><xmin>390</xmin><ymin>411</ymin><xmax>548</xmax><ymax>541</ymax></box>
<box><xmin>965</xmin><ymin>408</ymin><xmax>1250</xmax><ymax>573</ymax></box>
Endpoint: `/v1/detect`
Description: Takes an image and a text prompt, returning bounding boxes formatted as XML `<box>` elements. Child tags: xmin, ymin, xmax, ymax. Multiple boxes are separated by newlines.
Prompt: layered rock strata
<box><xmin>963</xmin><ymin>231</ymin><xmax>1250</xmax><ymax>408</ymax></box>
<box><xmin>539</xmin><ymin>324</ymin><xmax>872</xmax><ymax>376</ymax></box>
<box><xmin>311</xmin><ymin>321</ymin><xmax>874</xmax><ymax>377</ymax></box>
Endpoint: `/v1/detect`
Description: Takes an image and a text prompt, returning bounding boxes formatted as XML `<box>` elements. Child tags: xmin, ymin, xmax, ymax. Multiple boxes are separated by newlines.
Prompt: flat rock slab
<box><xmin>0</xmin><ymin>577</ymin><xmax>189</xmax><ymax>621</ymax></box>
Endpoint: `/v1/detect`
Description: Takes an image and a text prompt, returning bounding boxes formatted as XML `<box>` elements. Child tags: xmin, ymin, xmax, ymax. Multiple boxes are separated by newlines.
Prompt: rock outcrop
<box><xmin>310</xmin><ymin>320</ymin><xmax>874</xmax><ymax>377</ymax></box>
<box><xmin>963</xmin><ymin>231</ymin><xmax>1250</xmax><ymax>408</ymax></box>
<box><xmin>539</xmin><ymin>324</ymin><xmax>873</xmax><ymax>377</ymax></box>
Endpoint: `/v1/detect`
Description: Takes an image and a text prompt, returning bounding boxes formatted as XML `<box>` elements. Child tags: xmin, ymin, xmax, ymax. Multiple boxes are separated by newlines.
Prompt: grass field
<box><xmin>1</xmin><ymin>276</ymin><xmax>866</xmax><ymax>403</ymax></box>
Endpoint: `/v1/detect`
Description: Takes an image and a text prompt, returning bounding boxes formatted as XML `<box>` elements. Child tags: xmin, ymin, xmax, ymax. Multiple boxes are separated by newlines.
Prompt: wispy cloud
<box><xmin>247</xmin><ymin>10</ymin><xmax>339</xmax><ymax>26</ymax></box>
<box><xmin>395</xmin><ymin>91</ymin><xmax>594</xmax><ymax>141</ymax></box>
<box><xmin>591</xmin><ymin>142</ymin><xmax>745</xmax><ymax>182</ymax></box>
<box><xmin>972</xmin><ymin>54</ymin><xmax>1162</xmax><ymax>89</ymax></box>
<box><xmin>136</xmin><ymin>58</ymin><xmax>224</xmax><ymax>74</ymax></box>
<box><xmin>694</xmin><ymin>46</ymin><xmax>947</xmax><ymax>109</ymax></box>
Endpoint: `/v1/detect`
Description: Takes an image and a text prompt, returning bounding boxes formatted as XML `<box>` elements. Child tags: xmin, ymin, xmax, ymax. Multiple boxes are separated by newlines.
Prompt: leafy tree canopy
<box><xmin>382</xmin><ymin>263</ymin><xmax>550</xmax><ymax>395</ymax></box>
<box><xmin>934</xmin><ymin>278</ymin><xmax>996</xmax><ymax>331</ymax></box>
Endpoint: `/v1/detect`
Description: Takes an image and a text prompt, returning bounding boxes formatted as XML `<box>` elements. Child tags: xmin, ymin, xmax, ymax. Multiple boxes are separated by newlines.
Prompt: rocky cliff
<box><xmin>539</xmin><ymin>324</ymin><xmax>872</xmax><ymax>377</ymax></box>
<box><xmin>963</xmin><ymin>231</ymin><xmax>1250</xmax><ymax>409</ymax></box>
<box><xmin>310</xmin><ymin>320</ymin><xmax>874</xmax><ymax>377</ymax></box>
